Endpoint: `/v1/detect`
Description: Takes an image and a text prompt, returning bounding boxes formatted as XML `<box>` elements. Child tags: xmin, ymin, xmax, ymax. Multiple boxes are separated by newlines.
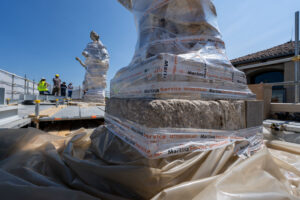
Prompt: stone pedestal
<box><xmin>104</xmin><ymin>98</ymin><xmax>264</xmax><ymax>159</ymax></box>
<box><xmin>106</xmin><ymin>98</ymin><xmax>263</xmax><ymax>130</ymax></box>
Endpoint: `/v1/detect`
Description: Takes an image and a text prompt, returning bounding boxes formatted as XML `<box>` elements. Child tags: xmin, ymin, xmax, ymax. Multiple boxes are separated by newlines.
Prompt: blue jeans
<box><xmin>68</xmin><ymin>91</ymin><xmax>73</xmax><ymax>98</ymax></box>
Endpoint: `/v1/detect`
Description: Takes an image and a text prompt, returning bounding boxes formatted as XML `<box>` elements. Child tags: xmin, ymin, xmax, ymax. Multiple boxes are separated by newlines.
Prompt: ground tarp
<box><xmin>0</xmin><ymin>127</ymin><xmax>299</xmax><ymax>200</ymax></box>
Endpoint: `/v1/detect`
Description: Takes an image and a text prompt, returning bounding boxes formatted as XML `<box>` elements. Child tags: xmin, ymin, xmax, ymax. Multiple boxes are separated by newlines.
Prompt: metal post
<box><xmin>27</xmin><ymin>81</ymin><xmax>29</xmax><ymax>94</ymax></box>
<box><xmin>33</xmin><ymin>80</ymin><xmax>35</xmax><ymax>94</ymax></box>
<box><xmin>79</xmin><ymin>86</ymin><xmax>81</xmax><ymax>99</ymax></box>
<box><xmin>35</xmin><ymin>100</ymin><xmax>40</xmax><ymax>117</ymax></box>
<box><xmin>24</xmin><ymin>74</ymin><xmax>27</xmax><ymax>95</ymax></box>
<box><xmin>296</xmin><ymin>11</ymin><xmax>300</xmax><ymax>103</ymax></box>
<box><xmin>11</xmin><ymin>74</ymin><xmax>15</xmax><ymax>100</ymax></box>
<box><xmin>34</xmin><ymin>100</ymin><xmax>40</xmax><ymax>129</ymax></box>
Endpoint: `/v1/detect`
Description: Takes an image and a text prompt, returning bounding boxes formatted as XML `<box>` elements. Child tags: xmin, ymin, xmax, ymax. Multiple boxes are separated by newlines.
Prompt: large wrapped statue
<box><xmin>76</xmin><ymin>31</ymin><xmax>109</xmax><ymax>102</ymax></box>
<box><xmin>104</xmin><ymin>0</ymin><xmax>261</xmax><ymax>159</ymax></box>
<box><xmin>111</xmin><ymin>0</ymin><xmax>254</xmax><ymax>99</ymax></box>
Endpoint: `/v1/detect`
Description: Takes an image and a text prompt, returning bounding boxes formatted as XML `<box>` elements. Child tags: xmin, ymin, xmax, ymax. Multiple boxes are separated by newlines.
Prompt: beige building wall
<box><xmin>284</xmin><ymin>61</ymin><xmax>295</xmax><ymax>103</ymax></box>
<box><xmin>248</xmin><ymin>83</ymin><xmax>272</xmax><ymax>119</ymax></box>
<box><xmin>236</xmin><ymin>59</ymin><xmax>298</xmax><ymax>103</ymax></box>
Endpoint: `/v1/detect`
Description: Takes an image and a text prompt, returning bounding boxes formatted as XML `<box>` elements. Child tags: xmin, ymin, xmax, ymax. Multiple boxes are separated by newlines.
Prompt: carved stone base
<box><xmin>106</xmin><ymin>98</ymin><xmax>263</xmax><ymax>130</ymax></box>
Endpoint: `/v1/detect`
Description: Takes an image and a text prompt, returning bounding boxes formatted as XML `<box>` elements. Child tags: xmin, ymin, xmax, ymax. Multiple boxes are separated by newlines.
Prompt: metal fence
<box><xmin>0</xmin><ymin>69</ymin><xmax>87</xmax><ymax>100</ymax></box>
<box><xmin>0</xmin><ymin>69</ymin><xmax>39</xmax><ymax>100</ymax></box>
<box><xmin>70</xmin><ymin>86</ymin><xmax>83</xmax><ymax>99</ymax></box>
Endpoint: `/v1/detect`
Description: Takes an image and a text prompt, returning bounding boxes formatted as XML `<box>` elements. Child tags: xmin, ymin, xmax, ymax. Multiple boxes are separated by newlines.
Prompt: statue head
<box><xmin>90</xmin><ymin>31</ymin><xmax>100</xmax><ymax>42</ymax></box>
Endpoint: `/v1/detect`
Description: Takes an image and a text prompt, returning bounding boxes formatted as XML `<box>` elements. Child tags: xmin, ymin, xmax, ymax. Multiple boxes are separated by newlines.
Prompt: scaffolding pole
<box><xmin>295</xmin><ymin>11</ymin><xmax>299</xmax><ymax>103</ymax></box>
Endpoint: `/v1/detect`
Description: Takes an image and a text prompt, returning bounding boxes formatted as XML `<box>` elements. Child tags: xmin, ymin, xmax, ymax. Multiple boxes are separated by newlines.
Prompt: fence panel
<box><xmin>14</xmin><ymin>76</ymin><xmax>26</xmax><ymax>100</ymax></box>
<box><xmin>0</xmin><ymin>71</ymin><xmax>13</xmax><ymax>99</ymax></box>
<box><xmin>71</xmin><ymin>86</ymin><xmax>82</xmax><ymax>99</ymax></box>
<box><xmin>0</xmin><ymin>69</ymin><xmax>88</xmax><ymax>101</ymax></box>
<box><xmin>0</xmin><ymin>69</ymin><xmax>38</xmax><ymax>100</ymax></box>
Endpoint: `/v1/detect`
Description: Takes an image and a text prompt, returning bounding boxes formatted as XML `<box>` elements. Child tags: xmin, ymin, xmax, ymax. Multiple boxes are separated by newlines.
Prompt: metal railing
<box><xmin>0</xmin><ymin>69</ymin><xmax>86</xmax><ymax>100</ymax></box>
<box><xmin>0</xmin><ymin>69</ymin><xmax>39</xmax><ymax>100</ymax></box>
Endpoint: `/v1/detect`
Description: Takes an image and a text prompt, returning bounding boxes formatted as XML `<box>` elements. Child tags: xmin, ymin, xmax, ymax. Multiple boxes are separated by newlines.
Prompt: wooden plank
<box><xmin>270</xmin><ymin>103</ymin><xmax>300</xmax><ymax>113</ymax></box>
<box><xmin>67</xmin><ymin>101</ymin><xmax>105</xmax><ymax>107</ymax></box>
<box><xmin>29</xmin><ymin>105</ymin><xmax>67</xmax><ymax>117</ymax></box>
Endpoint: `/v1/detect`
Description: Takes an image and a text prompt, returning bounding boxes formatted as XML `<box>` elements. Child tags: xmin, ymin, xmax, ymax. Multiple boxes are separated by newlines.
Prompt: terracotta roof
<box><xmin>231</xmin><ymin>41</ymin><xmax>298</xmax><ymax>66</ymax></box>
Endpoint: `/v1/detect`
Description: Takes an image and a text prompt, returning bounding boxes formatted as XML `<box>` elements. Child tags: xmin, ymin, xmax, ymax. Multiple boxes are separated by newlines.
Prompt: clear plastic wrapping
<box><xmin>112</xmin><ymin>0</ymin><xmax>254</xmax><ymax>99</ymax></box>
<box><xmin>105</xmin><ymin>114</ymin><xmax>264</xmax><ymax>159</ymax></box>
<box><xmin>81</xmin><ymin>39</ymin><xmax>109</xmax><ymax>102</ymax></box>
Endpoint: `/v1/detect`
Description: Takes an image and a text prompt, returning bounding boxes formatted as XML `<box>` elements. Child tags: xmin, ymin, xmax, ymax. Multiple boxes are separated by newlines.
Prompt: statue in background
<box><xmin>76</xmin><ymin>31</ymin><xmax>109</xmax><ymax>102</ymax></box>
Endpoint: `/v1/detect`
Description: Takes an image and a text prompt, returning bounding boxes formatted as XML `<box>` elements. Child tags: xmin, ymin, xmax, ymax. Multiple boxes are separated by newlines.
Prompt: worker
<box><xmin>68</xmin><ymin>83</ymin><xmax>73</xmax><ymax>98</ymax></box>
<box><xmin>52</xmin><ymin>74</ymin><xmax>61</xmax><ymax>96</ymax></box>
<box><xmin>61</xmin><ymin>82</ymin><xmax>67</xmax><ymax>97</ymax></box>
<box><xmin>38</xmin><ymin>78</ymin><xmax>50</xmax><ymax>95</ymax></box>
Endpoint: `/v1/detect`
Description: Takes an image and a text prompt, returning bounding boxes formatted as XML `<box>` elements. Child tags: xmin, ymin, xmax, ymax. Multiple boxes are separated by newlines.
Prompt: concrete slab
<box><xmin>81</xmin><ymin>107</ymin><xmax>104</xmax><ymax>118</ymax></box>
<box><xmin>0</xmin><ymin>105</ymin><xmax>32</xmax><ymax>128</ymax></box>
<box><xmin>52</xmin><ymin>106</ymin><xmax>80</xmax><ymax>119</ymax></box>
<box><xmin>0</xmin><ymin>118</ymin><xmax>31</xmax><ymax>129</ymax></box>
<box><xmin>0</xmin><ymin>106</ymin><xmax>18</xmax><ymax>120</ymax></box>
<box><xmin>18</xmin><ymin>105</ymin><xmax>54</xmax><ymax>118</ymax></box>
<box><xmin>39</xmin><ymin>106</ymin><xmax>104</xmax><ymax>121</ymax></box>
<box><xmin>0</xmin><ymin>104</ymin><xmax>105</xmax><ymax>127</ymax></box>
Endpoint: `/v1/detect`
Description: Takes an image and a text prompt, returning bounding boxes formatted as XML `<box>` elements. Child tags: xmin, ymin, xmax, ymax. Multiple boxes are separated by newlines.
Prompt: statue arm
<box><xmin>101</xmin><ymin>47</ymin><xmax>110</xmax><ymax>59</ymax></box>
<box><xmin>75</xmin><ymin>57</ymin><xmax>87</xmax><ymax>69</ymax></box>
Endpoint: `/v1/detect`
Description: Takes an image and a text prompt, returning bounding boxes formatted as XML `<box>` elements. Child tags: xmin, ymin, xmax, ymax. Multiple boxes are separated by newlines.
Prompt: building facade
<box><xmin>232</xmin><ymin>41</ymin><xmax>298</xmax><ymax>103</ymax></box>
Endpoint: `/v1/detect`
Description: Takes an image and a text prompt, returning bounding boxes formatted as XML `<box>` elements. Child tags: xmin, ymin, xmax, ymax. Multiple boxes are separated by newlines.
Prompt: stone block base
<box><xmin>106</xmin><ymin>98</ymin><xmax>264</xmax><ymax>130</ymax></box>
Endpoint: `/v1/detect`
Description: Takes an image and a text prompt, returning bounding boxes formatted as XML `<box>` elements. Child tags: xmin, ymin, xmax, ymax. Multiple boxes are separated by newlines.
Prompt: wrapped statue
<box><xmin>111</xmin><ymin>0</ymin><xmax>255</xmax><ymax>100</ymax></box>
<box><xmin>76</xmin><ymin>31</ymin><xmax>109</xmax><ymax>102</ymax></box>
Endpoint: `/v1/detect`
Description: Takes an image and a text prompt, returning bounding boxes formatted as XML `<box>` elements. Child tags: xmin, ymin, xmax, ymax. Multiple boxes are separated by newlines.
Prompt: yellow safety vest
<box><xmin>38</xmin><ymin>81</ymin><xmax>48</xmax><ymax>92</ymax></box>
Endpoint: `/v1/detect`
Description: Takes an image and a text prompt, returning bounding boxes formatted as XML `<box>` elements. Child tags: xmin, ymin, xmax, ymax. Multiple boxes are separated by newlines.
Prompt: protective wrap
<box><xmin>82</xmin><ymin>40</ymin><xmax>109</xmax><ymax>102</ymax></box>
<box><xmin>112</xmin><ymin>0</ymin><xmax>254</xmax><ymax>100</ymax></box>
<box><xmin>0</xmin><ymin>127</ymin><xmax>299</xmax><ymax>200</ymax></box>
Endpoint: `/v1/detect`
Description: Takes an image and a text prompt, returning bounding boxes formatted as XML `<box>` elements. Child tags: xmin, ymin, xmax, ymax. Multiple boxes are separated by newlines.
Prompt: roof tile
<box><xmin>231</xmin><ymin>41</ymin><xmax>299</xmax><ymax>65</ymax></box>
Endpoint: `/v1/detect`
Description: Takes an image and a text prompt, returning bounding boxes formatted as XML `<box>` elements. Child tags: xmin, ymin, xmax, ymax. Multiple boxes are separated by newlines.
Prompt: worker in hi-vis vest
<box><xmin>38</xmin><ymin>78</ymin><xmax>50</xmax><ymax>95</ymax></box>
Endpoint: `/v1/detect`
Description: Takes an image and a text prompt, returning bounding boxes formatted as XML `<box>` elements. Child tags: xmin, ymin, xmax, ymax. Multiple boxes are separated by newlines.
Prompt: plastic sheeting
<box><xmin>0</xmin><ymin>127</ymin><xmax>300</xmax><ymax>200</ymax></box>
<box><xmin>105</xmin><ymin>113</ymin><xmax>264</xmax><ymax>159</ymax></box>
<box><xmin>111</xmin><ymin>0</ymin><xmax>254</xmax><ymax>100</ymax></box>
<box><xmin>81</xmin><ymin>39</ymin><xmax>109</xmax><ymax>102</ymax></box>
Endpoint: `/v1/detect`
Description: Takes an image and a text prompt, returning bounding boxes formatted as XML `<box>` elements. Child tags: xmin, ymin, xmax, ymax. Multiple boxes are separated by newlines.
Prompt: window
<box><xmin>251</xmin><ymin>71</ymin><xmax>285</xmax><ymax>103</ymax></box>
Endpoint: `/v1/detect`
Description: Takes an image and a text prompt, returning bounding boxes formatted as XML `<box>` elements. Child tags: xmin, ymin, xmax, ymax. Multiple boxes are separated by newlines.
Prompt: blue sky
<box><xmin>0</xmin><ymin>0</ymin><xmax>299</xmax><ymax>88</ymax></box>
